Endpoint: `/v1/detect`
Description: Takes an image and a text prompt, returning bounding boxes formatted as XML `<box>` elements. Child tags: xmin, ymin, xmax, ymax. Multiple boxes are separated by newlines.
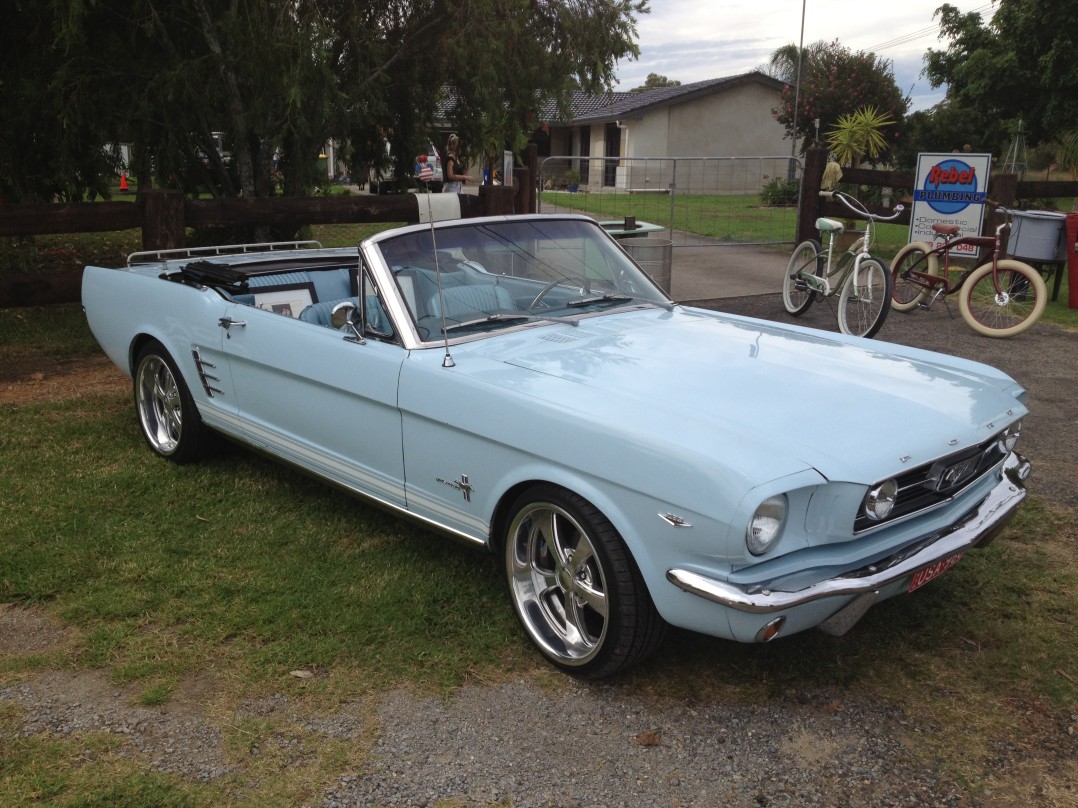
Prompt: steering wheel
<box><xmin>528</xmin><ymin>273</ymin><xmax>591</xmax><ymax>310</ymax></box>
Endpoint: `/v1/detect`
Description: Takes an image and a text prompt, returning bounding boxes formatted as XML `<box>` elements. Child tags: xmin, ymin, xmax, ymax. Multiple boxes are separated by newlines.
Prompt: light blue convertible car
<box><xmin>82</xmin><ymin>213</ymin><xmax>1031</xmax><ymax>677</ymax></box>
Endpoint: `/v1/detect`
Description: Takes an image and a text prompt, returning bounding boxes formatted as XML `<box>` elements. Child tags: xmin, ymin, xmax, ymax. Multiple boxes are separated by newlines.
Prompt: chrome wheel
<box><xmin>507</xmin><ymin>500</ymin><xmax>609</xmax><ymax>666</ymax></box>
<box><xmin>136</xmin><ymin>353</ymin><xmax>183</xmax><ymax>455</ymax></box>
<box><xmin>503</xmin><ymin>485</ymin><xmax>666</xmax><ymax>677</ymax></box>
<box><xmin>132</xmin><ymin>341</ymin><xmax>215</xmax><ymax>464</ymax></box>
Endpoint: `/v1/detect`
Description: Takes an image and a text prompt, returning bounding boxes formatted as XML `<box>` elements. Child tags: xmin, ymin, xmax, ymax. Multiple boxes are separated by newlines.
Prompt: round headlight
<box><xmin>863</xmin><ymin>478</ymin><xmax>899</xmax><ymax>522</ymax></box>
<box><xmin>747</xmin><ymin>495</ymin><xmax>787</xmax><ymax>556</ymax></box>
<box><xmin>996</xmin><ymin>420</ymin><xmax>1022</xmax><ymax>453</ymax></box>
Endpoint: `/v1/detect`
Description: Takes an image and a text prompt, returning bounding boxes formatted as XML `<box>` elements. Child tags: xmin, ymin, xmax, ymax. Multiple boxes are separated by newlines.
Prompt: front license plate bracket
<box><xmin>817</xmin><ymin>591</ymin><xmax>880</xmax><ymax>636</ymax></box>
<box><xmin>908</xmin><ymin>552</ymin><xmax>965</xmax><ymax>592</ymax></box>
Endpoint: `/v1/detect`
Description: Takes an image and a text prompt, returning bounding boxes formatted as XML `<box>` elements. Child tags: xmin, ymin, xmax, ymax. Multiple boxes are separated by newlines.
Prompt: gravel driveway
<box><xmin>2</xmin><ymin>294</ymin><xmax>1076</xmax><ymax>807</ymax></box>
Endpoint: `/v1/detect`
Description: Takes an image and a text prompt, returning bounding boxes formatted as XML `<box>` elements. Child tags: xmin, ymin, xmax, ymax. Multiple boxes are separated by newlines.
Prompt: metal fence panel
<box><xmin>538</xmin><ymin>156</ymin><xmax>801</xmax><ymax>248</ymax></box>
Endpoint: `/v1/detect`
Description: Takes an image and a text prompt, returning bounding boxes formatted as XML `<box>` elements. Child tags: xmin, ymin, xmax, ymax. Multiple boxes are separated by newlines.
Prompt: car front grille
<box><xmin>854</xmin><ymin>435</ymin><xmax>1008</xmax><ymax>533</ymax></box>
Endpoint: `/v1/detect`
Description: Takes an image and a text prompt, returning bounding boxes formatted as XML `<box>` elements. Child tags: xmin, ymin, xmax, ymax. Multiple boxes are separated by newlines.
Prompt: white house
<box><xmin>536</xmin><ymin>71</ymin><xmax>790</xmax><ymax>192</ymax></box>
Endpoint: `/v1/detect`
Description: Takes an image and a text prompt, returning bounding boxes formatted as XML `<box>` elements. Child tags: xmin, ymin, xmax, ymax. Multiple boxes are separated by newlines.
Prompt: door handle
<box><xmin>218</xmin><ymin>317</ymin><xmax>247</xmax><ymax>329</ymax></box>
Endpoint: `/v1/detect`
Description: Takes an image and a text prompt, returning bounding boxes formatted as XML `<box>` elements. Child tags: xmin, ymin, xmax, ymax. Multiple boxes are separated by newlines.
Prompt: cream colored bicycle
<box><xmin>782</xmin><ymin>190</ymin><xmax>905</xmax><ymax>338</ymax></box>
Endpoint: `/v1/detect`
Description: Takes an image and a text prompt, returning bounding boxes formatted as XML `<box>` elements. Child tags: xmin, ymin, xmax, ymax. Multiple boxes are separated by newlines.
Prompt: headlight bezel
<box><xmin>746</xmin><ymin>494</ymin><xmax>788</xmax><ymax>556</ymax></box>
<box><xmin>996</xmin><ymin>420</ymin><xmax>1022</xmax><ymax>454</ymax></box>
<box><xmin>863</xmin><ymin>478</ymin><xmax>899</xmax><ymax>522</ymax></box>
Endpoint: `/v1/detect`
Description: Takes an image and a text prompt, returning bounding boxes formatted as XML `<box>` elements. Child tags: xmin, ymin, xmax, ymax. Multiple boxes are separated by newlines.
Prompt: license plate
<box><xmin>908</xmin><ymin>552</ymin><xmax>965</xmax><ymax>592</ymax></box>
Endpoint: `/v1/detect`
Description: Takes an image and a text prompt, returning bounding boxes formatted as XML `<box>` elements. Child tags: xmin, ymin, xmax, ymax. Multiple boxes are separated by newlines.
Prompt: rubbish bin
<box><xmin>621</xmin><ymin>237</ymin><xmax>673</xmax><ymax>293</ymax></box>
<box><xmin>1009</xmin><ymin>210</ymin><xmax>1067</xmax><ymax>262</ymax></box>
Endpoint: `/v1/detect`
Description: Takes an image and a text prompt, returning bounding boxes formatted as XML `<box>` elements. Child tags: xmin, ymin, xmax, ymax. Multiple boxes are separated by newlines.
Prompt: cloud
<box><xmin>614</xmin><ymin>0</ymin><xmax>984</xmax><ymax>109</ymax></box>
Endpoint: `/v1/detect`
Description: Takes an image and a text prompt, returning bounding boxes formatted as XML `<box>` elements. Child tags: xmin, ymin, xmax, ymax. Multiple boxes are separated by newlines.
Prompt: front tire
<box><xmin>958</xmin><ymin>259</ymin><xmax>1047</xmax><ymax>337</ymax></box>
<box><xmin>890</xmin><ymin>242</ymin><xmax>935</xmax><ymax>312</ymax></box>
<box><xmin>134</xmin><ymin>341</ymin><xmax>215</xmax><ymax>464</ymax></box>
<box><xmin>783</xmin><ymin>239</ymin><xmax>822</xmax><ymax>316</ymax></box>
<box><xmin>838</xmin><ymin>257</ymin><xmax>892</xmax><ymax>338</ymax></box>
<box><xmin>504</xmin><ymin>485</ymin><xmax>666</xmax><ymax>678</ymax></box>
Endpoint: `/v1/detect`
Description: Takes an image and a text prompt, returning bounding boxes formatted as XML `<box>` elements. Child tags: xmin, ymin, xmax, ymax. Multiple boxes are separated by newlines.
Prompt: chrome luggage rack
<box><xmin>127</xmin><ymin>240</ymin><xmax>323</xmax><ymax>267</ymax></box>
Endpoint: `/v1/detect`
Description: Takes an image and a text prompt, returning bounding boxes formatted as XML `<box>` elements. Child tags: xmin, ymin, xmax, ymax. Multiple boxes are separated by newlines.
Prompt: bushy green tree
<box><xmin>0</xmin><ymin>0</ymin><xmax>648</xmax><ymax>203</ymax></box>
<box><xmin>924</xmin><ymin>0</ymin><xmax>1078</xmax><ymax>148</ymax></box>
<box><xmin>630</xmin><ymin>73</ymin><xmax>680</xmax><ymax>92</ymax></box>
<box><xmin>772</xmin><ymin>40</ymin><xmax>909</xmax><ymax>160</ymax></box>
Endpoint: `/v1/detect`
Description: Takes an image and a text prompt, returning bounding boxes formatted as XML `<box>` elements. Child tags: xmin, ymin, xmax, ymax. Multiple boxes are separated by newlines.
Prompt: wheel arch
<box><xmin>128</xmin><ymin>332</ymin><xmax>165</xmax><ymax>376</ymax></box>
<box><xmin>485</xmin><ymin>472</ymin><xmax>680</xmax><ymax>607</ymax></box>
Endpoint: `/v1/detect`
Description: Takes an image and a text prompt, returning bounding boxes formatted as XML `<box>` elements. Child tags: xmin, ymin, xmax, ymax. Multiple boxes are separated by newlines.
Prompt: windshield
<box><xmin>376</xmin><ymin>218</ymin><xmax>671</xmax><ymax>342</ymax></box>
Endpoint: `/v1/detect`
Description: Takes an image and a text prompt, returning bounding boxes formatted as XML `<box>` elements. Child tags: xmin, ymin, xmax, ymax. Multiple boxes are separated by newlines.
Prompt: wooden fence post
<box><xmin>986</xmin><ymin>172</ymin><xmax>1018</xmax><ymax>234</ymax></box>
<box><xmin>479</xmin><ymin>185</ymin><xmax>516</xmax><ymax>216</ymax></box>
<box><xmin>797</xmin><ymin>148</ymin><xmax>827</xmax><ymax>244</ymax></box>
<box><xmin>140</xmin><ymin>189</ymin><xmax>186</xmax><ymax>251</ymax></box>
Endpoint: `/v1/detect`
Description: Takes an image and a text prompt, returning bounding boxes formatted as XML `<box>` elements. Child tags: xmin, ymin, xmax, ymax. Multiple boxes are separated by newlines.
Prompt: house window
<box><xmin>579</xmin><ymin>126</ymin><xmax>590</xmax><ymax>185</ymax></box>
<box><xmin>603</xmin><ymin>123</ymin><xmax>620</xmax><ymax>186</ymax></box>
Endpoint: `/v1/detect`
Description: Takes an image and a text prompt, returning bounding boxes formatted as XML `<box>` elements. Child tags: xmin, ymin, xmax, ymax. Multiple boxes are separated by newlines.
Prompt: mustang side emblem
<box><xmin>437</xmin><ymin>474</ymin><xmax>474</xmax><ymax>502</ymax></box>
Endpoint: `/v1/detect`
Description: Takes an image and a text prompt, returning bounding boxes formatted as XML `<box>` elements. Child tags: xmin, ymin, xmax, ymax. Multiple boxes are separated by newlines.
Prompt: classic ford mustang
<box><xmin>82</xmin><ymin>213</ymin><xmax>1031</xmax><ymax>677</ymax></box>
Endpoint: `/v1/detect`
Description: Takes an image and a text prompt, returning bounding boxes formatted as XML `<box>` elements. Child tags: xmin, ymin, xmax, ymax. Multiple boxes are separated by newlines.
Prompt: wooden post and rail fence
<box><xmin>3</xmin><ymin>143</ymin><xmax>1077</xmax><ymax>306</ymax></box>
<box><xmin>0</xmin><ymin>145</ymin><xmax>541</xmax><ymax>308</ymax></box>
<box><xmin>799</xmin><ymin>147</ymin><xmax>1078</xmax><ymax>242</ymax></box>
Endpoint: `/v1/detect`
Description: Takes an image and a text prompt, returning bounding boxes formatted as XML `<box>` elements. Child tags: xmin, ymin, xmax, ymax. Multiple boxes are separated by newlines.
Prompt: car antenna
<box><xmin>424</xmin><ymin>192</ymin><xmax>455</xmax><ymax>368</ymax></box>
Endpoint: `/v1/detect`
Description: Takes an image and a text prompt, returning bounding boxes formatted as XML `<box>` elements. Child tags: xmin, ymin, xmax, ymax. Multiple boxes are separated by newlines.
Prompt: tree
<box><xmin>630</xmin><ymin>73</ymin><xmax>680</xmax><ymax>92</ymax></box>
<box><xmin>0</xmin><ymin>0</ymin><xmax>649</xmax><ymax>204</ymax></box>
<box><xmin>890</xmin><ymin>102</ymin><xmax>997</xmax><ymax>170</ymax></box>
<box><xmin>772</xmin><ymin>40</ymin><xmax>909</xmax><ymax>159</ymax></box>
<box><xmin>767</xmin><ymin>42</ymin><xmax>823</xmax><ymax>85</ymax></box>
<box><xmin>924</xmin><ymin>1</ymin><xmax>1078</xmax><ymax>148</ymax></box>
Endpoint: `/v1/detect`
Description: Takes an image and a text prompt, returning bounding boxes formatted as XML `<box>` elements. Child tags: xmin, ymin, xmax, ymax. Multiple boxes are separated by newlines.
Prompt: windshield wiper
<box><xmin>441</xmin><ymin>313</ymin><xmax>532</xmax><ymax>333</ymax></box>
<box><xmin>566</xmin><ymin>293</ymin><xmax>635</xmax><ymax>308</ymax></box>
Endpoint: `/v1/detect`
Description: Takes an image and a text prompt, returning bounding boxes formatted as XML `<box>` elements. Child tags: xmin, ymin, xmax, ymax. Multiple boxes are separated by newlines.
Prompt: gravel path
<box><xmin>2</xmin><ymin>294</ymin><xmax>1076</xmax><ymax>807</ymax></box>
<box><xmin>322</xmin><ymin>681</ymin><xmax>962</xmax><ymax>808</ymax></box>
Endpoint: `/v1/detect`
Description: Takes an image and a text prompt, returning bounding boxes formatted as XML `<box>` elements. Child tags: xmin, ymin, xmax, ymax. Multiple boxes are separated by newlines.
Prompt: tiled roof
<box><xmin>546</xmin><ymin>71</ymin><xmax>784</xmax><ymax>125</ymax></box>
<box><xmin>434</xmin><ymin>71</ymin><xmax>783</xmax><ymax>127</ymax></box>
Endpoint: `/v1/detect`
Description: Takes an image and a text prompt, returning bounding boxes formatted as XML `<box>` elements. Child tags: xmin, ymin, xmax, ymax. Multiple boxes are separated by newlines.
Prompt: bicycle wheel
<box><xmin>837</xmin><ymin>257</ymin><xmax>892</xmax><ymax>338</ymax></box>
<box><xmin>890</xmin><ymin>242</ymin><xmax>935</xmax><ymax>312</ymax></box>
<box><xmin>783</xmin><ymin>239</ymin><xmax>822</xmax><ymax>316</ymax></box>
<box><xmin>958</xmin><ymin>259</ymin><xmax>1047</xmax><ymax>337</ymax></box>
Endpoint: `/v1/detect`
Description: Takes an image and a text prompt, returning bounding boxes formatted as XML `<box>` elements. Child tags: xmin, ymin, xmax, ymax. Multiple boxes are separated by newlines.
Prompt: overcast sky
<box><xmin>612</xmin><ymin>0</ymin><xmax>996</xmax><ymax>111</ymax></box>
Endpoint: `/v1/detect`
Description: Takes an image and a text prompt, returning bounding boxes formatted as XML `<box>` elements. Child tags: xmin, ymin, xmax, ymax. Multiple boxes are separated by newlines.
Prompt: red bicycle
<box><xmin>889</xmin><ymin>203</ymin><xmax>1047</xmax><ymax>337</ymax></box>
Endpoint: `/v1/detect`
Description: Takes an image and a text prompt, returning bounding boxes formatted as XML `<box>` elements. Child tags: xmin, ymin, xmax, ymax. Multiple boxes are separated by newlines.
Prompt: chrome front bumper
<box><xmin>667</xmin><ymin>452</ymin><xmax>1030</xmax><ymax>615</ymax></box>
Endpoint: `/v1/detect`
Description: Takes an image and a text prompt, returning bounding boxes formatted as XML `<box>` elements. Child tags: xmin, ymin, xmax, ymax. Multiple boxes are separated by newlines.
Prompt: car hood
<box><xmin>464</xmin><ymin>307</ymin><xmax>1026</xmax><ymax>483</ymax></box>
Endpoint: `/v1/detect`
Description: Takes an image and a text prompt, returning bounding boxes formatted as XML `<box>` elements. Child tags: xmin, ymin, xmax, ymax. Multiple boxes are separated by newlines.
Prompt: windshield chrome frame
<box><xmin>359</xmin><ymin>214</ymin><xmax>672</xmax><ymax>350</ymax></box>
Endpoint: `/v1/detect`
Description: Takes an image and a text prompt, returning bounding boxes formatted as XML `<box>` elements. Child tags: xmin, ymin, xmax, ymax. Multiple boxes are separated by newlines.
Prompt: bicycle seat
<box><xmin>815</xmin><ymin>217</ymin><xmax>845</xmax><ymax>234</ymax></box>
<box><xmin>932</xmin><ymin>223</ymin><xmax>961</xmax><ymax>237</ymax></box>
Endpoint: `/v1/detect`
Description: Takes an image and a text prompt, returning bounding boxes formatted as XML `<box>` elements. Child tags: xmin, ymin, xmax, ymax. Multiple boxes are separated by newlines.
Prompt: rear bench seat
<box><xmin>232</xmin><ymin>267</ymin><xmax>354</xmax><ymax>308</ymax></box>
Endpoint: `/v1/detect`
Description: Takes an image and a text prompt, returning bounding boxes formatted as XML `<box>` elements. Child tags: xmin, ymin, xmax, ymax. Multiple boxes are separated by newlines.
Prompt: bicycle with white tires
<box><xmin>889</xmin><ymin>202</ymin><xmax>1047</xmax><ymax>338</ymax></box>
<box><xmin>783</xmin><ymin>190</ymin><xmax>905</xmax><ymax>338</ymax></box>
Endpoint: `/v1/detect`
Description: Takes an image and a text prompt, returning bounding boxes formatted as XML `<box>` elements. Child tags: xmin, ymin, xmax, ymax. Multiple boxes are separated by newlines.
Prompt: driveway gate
<box><xmin>538</xmin><ymin>155</ymin><xmax>801</xmax><ymax>248</ymax></box>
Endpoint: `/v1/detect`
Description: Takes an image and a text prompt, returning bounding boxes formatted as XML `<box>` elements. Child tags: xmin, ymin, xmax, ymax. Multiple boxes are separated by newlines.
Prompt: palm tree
<box><xmin>768</xmin><ymin>44</ymin><xmax>807</xmax><ymax>84</ymax></box>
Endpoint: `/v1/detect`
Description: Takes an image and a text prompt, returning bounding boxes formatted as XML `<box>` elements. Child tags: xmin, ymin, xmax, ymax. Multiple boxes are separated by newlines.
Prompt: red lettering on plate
<box><xmin>908</xmin><ymin>552</ymin><xmax>965</xmax><ymax>592</ymax></box>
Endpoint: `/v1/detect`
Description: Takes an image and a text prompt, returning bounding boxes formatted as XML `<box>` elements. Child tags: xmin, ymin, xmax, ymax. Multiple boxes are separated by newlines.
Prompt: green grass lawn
<box><xmin>1</xmin><ymin>303</ymin><xmax>1074</xmax><ymax>804</ymax></box>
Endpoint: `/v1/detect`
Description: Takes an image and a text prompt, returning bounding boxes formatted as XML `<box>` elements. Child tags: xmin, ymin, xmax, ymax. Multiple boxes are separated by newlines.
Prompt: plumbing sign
<box><xmin>910</xmin><ymin>152</ymin><xmax>992</xmax><ymax>255</ymax></box>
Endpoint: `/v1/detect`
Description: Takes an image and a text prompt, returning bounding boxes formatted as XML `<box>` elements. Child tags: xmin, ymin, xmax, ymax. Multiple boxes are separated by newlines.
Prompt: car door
<box><xmin>218</xmin><ymin>302</ymin><xmax>407</xmax><ymax>508</ymax></box>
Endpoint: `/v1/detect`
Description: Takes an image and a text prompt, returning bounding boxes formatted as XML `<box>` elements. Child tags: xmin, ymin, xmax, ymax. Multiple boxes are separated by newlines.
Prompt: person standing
<box><xmin>443</xmin><ymin>134</ymin><xmax>473</xmax><ymax>193</ymax></box>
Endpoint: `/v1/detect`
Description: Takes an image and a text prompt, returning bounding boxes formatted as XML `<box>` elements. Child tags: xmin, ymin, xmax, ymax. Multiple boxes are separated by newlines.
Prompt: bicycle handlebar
<box><xmin>819</xmin><ymin>190</ymin><xmax>905</xmax><ymax>222</ymax></box>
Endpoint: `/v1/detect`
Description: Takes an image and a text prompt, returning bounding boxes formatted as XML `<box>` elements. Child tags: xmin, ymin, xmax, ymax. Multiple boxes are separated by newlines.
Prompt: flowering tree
<box><xmin>773</xmin><ymin>40</ymin><xmax>909</xmax><ymax>160</ymax></box>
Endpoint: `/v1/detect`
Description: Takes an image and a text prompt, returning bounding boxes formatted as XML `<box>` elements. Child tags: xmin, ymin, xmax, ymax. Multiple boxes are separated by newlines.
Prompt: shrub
<box><xmin>761</xmin><ymin>177</ymin><xmax>800</xmax><ymax>206</ymax></box>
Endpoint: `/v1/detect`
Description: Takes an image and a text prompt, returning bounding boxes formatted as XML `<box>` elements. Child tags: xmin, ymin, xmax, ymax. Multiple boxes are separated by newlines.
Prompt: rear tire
<box><xmin>890</xmin><ymin>242</ymin><xmax>935</xmax><ymax>312</ymax></box>
<box><xmin>504</xmin><ymin>484</ymin><xmax>666</xmax><ymax>678</ymax></box>
<box><xmin>134</xmin><ymin>341</ymin><xmax>216</xmax><ymax>464</ymax></box>
<box><xmin>837</xmin><ymin>257</ymin><xmax>892</xmax><ymax>338</ymax></box>
<box><xmin>783</xmin><ymin>239</ymin><xmax>822</xmax><ymax>316</ymax></box>
<box><xmin>958</xmin><ymin>259</ymin><xmax>1047</xmax><ymax>337</ymax></box>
